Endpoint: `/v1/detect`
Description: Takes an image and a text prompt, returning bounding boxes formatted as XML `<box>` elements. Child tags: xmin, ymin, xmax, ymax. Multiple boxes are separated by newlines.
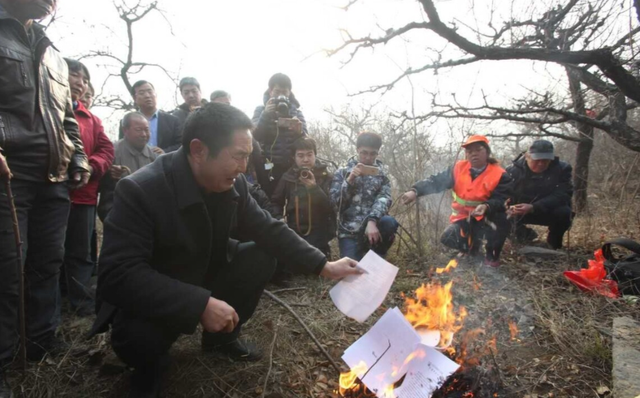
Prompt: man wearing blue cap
<box><xmin>506</xmin><ymin>140</ymin><xmax>573</xmax><ymax>249</ymax></box>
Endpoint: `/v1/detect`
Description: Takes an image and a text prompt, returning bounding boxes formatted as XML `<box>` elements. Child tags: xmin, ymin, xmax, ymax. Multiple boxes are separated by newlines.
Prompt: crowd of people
<box><xmin>0</xmin><ymin>1</ymin><xmax>575</xmax><ymax>397</ymax></box>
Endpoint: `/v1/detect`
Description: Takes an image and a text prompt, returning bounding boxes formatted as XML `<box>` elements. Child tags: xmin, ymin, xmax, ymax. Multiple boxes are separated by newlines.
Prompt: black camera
<box><xmin>299</xmin><ymin>168</ymin><xmax>312</xmax><ymax>179</ymax></box>
<box><xmin>274</xmin><ymin>95</ymin><xmax>290</xmax><ymax>118</ymax></box>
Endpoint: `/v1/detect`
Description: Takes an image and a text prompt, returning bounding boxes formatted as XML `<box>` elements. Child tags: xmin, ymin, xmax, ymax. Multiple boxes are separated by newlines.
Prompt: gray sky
<box><xmin>44</xmin><ymin>0</ymin><xmax>632</xmax><ymax>144</ymax></box>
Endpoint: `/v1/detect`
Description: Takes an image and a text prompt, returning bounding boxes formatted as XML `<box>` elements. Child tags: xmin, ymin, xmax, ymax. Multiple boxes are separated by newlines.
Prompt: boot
<box><xmin>127</xmin><ymin>354</ymin><xmax>170</xmax><ymax>398</ymax></box>
<box><xmin>203</xmin><ymin>339</ymin><xmax>263</xmax><ymax>362</ymax></box>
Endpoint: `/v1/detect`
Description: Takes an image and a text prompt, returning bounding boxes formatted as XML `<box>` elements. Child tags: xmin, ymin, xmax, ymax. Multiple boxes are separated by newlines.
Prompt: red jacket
<box><xmin>70</xmin><ymin>102</ymin><xmax>114</xmax><ymax>205</ymax></box>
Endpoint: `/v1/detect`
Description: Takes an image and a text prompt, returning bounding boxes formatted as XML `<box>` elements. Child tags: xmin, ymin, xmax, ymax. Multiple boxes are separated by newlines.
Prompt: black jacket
<box><xmin>413</xmin><ymin>163</ymin><xmax>512</xmax><ymax>215</ymax></box>
<box><xmin>252</xmin><ymin>91</ymin><xmax>307</xmax><ymax>166</ymax></box>
<box><xmin>0</xmin><ymin>7</ymin><xmax>89</xmax><ymax>182</ymax></box>
<box><xmin>272</xmin><ymin>161</ymin><xmax>336</xmax><ymax>240</ymax></box>
<box><xmin>92</xmin><ymin>148</ymin><xmax>326</xmax><ymax>336</ymax></box>
<box><xmin>171</xmin><ymin>99</ymin><xmax>208</xmax><ymax>126</ymax></box>
<box><xmin>506</xmin><ymin>154</ymin><xmax>573</xmax><ymax>213</ymax></box>
<box><xmin>118</xmin><ymin>110</ymin><xmax>183</xmax><ymax>152</ymax></box>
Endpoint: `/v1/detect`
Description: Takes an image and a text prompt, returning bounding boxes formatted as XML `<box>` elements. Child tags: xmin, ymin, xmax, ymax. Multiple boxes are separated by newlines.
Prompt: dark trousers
<box><xmin>62</xmin><ymin>204</ymin><xmax>96</xmax><ymax>312</ymax></box>
<box><xmin>515</xmin><ymin>206</ymin><xmax>572</xmax><ymax>249</ymax></box>
<box><xmin>0</xmin><ymin>180</ymin><xmax>69</xmax><ymax>365</ymax></box>
<box><xmin>440</xmin><ymin>213</ymin><xmax>509</xmax><ymax>261</ymax></box>
<box><xmin>110</xmin><ymin>242</ymin><xmax>276</xmax><ymax>370</ymax></box>
<box><xmin>338</xmin><ymin>215</ymin><xmax>399</xmax><ymax>261</ymax></box>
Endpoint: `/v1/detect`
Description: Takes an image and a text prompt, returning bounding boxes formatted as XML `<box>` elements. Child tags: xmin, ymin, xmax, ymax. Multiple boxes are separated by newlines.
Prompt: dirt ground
<box><xmin>7</xmin><ymin>224</ymin><xmax>640</xmax><ymax>398</ymax></box>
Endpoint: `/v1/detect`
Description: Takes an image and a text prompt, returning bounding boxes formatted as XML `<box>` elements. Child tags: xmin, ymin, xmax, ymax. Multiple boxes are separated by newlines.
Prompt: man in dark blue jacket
<box><xmin>252</xmin><ymin>73</ymin><xmax>307</xmax><ymax>196</ymax></box>
<box><xmin>506</xmin><ymin>140</ymin><xmax>573</xmax><ymax>249</ymax></box>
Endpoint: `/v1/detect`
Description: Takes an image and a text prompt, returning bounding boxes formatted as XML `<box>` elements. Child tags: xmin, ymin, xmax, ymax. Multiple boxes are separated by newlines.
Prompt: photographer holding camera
<box><xmin>272</xmin><ymin>137</ymin><xmax>335</xmax><ymax>256</ymax></box>
<box><xmin>252</xmin><ymin>73</ymin><xmax>307</xmax><ymax>196</ymax></box>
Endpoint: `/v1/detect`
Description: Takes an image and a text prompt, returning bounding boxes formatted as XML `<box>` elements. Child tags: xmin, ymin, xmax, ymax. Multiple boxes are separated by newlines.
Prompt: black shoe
<box><xmin>0</xmin><ymin>373</ymin><xmax>14</xmax><ymax>398</ymax></box>
<box><xmin>26</xmin><ymin>335</ymin><xmax>70</xmax><ymax>362</ymax></box>
<box><xmin>270</xmin><ymin>271</ymin><xmax>293</xmax><ymax>288</ymax></box>
<box><xmin>127</xmin><ymin>355</ymin><xmax>170</xmax><ymax>398</ymax></box>
<box><xmin>204</xmin><ymin>339</ymin><xmax>263</xmax><ymax>361</ymax></box>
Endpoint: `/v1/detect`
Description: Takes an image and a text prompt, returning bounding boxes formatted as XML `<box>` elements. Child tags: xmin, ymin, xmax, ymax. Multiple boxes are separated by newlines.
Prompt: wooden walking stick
<box><xmin>3</xmin><ymin>177</ymin><xmax>27</xmax><ymax>370</ymax></box>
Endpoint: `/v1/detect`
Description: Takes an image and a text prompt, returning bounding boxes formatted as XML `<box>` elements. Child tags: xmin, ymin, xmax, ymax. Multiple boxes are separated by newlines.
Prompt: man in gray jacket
<box><xmin>0</xmin><ymin>0</ymin><xmax>90</xmax><ymax>395</ymax></box>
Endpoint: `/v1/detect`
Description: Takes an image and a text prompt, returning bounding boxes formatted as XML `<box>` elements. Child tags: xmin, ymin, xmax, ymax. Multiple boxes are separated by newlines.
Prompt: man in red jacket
<box><xmin>62</xmin><ymin>59</ymin><xmax>114</xmax><ymax>316</ymax></box>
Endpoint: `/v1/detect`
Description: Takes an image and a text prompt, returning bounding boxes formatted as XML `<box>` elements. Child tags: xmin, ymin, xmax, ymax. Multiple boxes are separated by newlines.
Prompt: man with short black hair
<box><xmin>0</xmin><ymin>1</ymin><xmax>90</xmax><ymax>395</ymax></box>
<box><xmin>272</xmin><ymin>137</ymin><xmax>335</xmax><ymax>255</ymax></box>
<box><xmin>252</xmin><ymin>73</ymin><xmax>307</xmax><ymax>196</ymax></box>
<box><xmin>90</xmin><ymin>102</ymin><xmax>360</xmax><ymax>398</ymax></box>
<box><xmin>506</xmin><ymin>140</ymin><xmax>573</xmax><ymax>249</ymax></box>
<box><xmin>330</xmin><ymin>132</ymin><xmax>398</xmax><ymax>261</ymax></box>
<box><xmin>172</xmin><ymin>77</ymin><xmax>207</xmax><ymax>125</ymax></box>
<box><xmin>98</xmin><ymin>112</ymin><xmax>158</xmax><ymax>221</ymax></box>
<box><xmin>124</xmin><ymin>80</ymin><xmax>182</xmax><ymax>153</ymax></box>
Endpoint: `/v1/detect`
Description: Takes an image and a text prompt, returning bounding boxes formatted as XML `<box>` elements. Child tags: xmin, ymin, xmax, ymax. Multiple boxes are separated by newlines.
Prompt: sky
<box><xmin>43</xmin><ymin>0</ymin><xmax>632</xmax><ymax>143</ymax></box>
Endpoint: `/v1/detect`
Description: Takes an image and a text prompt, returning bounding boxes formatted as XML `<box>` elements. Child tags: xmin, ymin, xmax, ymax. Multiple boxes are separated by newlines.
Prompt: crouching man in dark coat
<box><xmin>89</xmin><ymin>103</ymin><xmax>359</xmax><ymax>398</ymax></box>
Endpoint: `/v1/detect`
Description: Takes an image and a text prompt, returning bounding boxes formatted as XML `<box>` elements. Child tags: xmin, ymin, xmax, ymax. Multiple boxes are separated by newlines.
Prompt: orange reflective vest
<box><xmin>450</xmin><ymin>160</ymin><xmax>505</xmax><ymax>223</ymax></box>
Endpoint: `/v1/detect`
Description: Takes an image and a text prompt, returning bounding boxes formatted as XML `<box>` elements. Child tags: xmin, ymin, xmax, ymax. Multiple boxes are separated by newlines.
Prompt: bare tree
<box><xmin>79</xmin><ymin>0</ymin><xmax>180</xmax><ymax>110</ymax></box>
<box><xmin>331</xmin><ymin>0</ymin><xmax>640</xmax><ymax>212</ymax></box>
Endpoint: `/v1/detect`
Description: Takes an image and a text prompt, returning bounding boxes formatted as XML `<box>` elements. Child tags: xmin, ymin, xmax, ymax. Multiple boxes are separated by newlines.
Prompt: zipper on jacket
<box><xmin>19</xmin><ymin>62</ymin><xmax>27</xmax><ymax>86</ymax></box>
<box><xmin>0</xmin><ymin>115</ymin><xmax>6</xmax><ymax>144</ymax></box>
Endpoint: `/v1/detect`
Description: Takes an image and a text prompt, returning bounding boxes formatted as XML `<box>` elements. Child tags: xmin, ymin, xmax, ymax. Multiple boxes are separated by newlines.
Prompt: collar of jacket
<box><xmin>74</xmin><ymin>100</ymin><xmax>92</xmax><ymax>119</ymax></box>
<box><xmin>171</xmin><ymin>147</ymin><xmax>240</xmax><ymax>210</ymax></box>
<box><xmin>121</xmin><ymin>139</ymin><xmax>155</xmax><ymax>160</ymax></box>
<box><xmin>178</xmin><ymin>99</ymin><xmax>208</xmax><ymax>113</ymax></box>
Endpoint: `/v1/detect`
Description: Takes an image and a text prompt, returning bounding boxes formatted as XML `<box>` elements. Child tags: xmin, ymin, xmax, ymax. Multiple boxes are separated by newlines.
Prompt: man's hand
<box><xmin>264</xmin><ymin>98</ymin><xmax>277</xmax><ymax>115</ymax></box>
<box><xmin>70</xmin><ymin>171</ymin><xmax>90</xmax><ymax>190</ymax></box>
<box><xmin>200</xmin><ymin>297</ymin><xmax>239</xmax><ymax>333</ymax></box>
<box><xmin>365</xmin><ymin>220</ymin><xmax>381</xmax><ymax>245</ymax></box>
<box><xmin>320</xmin><ymin>257</ymin><xmax>362</xmax><ymax>280</ymax></box>
<box><xmin>470</xmin><ymin>204</ymin><xmax>489</xmax><ymax>217</ymax></box>
<box><xmin>509</xmin><ymin>203</ymin><xmax>534</xmax><ymax>216</ymax></box>
<box><xmin>401</xmin><ymin>190</ymin><xmax>417</xmax><ymax>205</ymax></box>
<box><xmin>151</xmin><ymin>146</ymin><xmax>164</xmax><ymax>155</ymax></box>
<box><xmin>290</xmin><ymin>117</ymin><xmax>303</xmax><ymax>135</ymax></box>
<box><xmin>110</xmin><ymin>165</ymin><xmax>130</xmax><ymax>180</ymax></box>
<box><xmin>0</xmin><ymin>152</ymin><xmax>12</xmax><ymax>180</ymax></box>
<box><xmin>347</xmin><ymin>163</ymin><xmax>365</xmax><ymax>185</ymax></box>
<box><xmin>299</xmin><ymin>170</ymin><xmax>316</xmax><ymax>188</ymax></box>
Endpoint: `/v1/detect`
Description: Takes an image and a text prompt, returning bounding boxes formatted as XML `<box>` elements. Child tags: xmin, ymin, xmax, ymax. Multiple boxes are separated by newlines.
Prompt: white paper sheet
<box><xmin>330</xmin><ymin>250</ymin><xmax>399</xmax><ymax>322</ymax></box>
<box><xmin>342</xmin><ymin>308</ymin><xmax>460</xmax><ymax>398</ymax></box>
<box><xmin>392</xmin><ymin>345</ymin><xmax>460</xmax><ymax>397</ymax></box>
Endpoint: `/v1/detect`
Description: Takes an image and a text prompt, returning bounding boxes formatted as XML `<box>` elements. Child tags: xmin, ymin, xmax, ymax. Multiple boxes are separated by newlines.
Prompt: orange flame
<box><xmin>403</xmin><ymin>281</ymin><xmax>467</xmax><ymax>348</ymax></box>
<box><xmin>339</xmin><ymin>361</ymin><xmax>368</xmax><ymax>395</ymax></box>
<box><xmin>508</xmin><ymin>320</ymin><xmax>519</xmax><ymax>341</ymax></box>
<box><xmin>436</xmin><ymin>258</ymin><xmax>458</xmax><ymax>274</ymax></box>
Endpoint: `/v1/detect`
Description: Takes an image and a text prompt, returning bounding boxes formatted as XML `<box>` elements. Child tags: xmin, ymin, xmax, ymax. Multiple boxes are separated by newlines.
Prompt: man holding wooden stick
<box><xmin>0</xmin><ymin>0</ymin><xmax>90</xmax><ymax>396</ymax></box>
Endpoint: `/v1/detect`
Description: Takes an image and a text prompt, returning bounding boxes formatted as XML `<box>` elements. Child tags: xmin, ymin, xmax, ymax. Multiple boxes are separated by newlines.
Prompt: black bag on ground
<box><xmin>602</xmin><ymin>238</ymin><xmax>640</xmax><ymax>296</ymax></box>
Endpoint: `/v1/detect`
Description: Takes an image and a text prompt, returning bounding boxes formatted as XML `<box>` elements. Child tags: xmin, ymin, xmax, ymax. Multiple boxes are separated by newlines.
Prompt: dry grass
<box><xmin>6</xmin><ymin>199</ymin><xmax>640</xmax><ymax>397</ymax></box>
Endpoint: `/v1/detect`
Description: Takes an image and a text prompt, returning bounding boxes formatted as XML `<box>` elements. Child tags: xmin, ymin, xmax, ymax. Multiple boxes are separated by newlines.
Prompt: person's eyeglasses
<box><xmin>358</xmin><ymin>150</ymin><xmax>378</xmax><ymax>157</ymax></box>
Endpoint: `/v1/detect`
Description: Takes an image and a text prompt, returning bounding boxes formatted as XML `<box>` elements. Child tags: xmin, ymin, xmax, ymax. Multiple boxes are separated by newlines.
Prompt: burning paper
<box><xmin>342</xmin><ymin>308</ymin><xmax>459</xmax><ymax>397</ymax></box>
<box><xmin>330</xmin><ymin>251</ymin><xmax>399</xmax><ymax>322</ymax></box>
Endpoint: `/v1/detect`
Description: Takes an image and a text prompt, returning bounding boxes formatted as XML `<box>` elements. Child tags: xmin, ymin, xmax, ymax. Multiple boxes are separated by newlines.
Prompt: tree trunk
<box><xmin>566</xmin><ymin>69</ymin><xmax>595</xmax><ymax>214</ymax></box>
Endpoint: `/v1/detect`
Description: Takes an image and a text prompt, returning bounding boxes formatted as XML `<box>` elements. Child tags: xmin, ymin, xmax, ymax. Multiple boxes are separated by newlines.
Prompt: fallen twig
<box><xmin>263</xmin><ymin>289</ymin><xmax>342</xmax><ymax>374</ymax></box>
<box><xmin>261</xmin><ymin>317</ymin><xmax>279</xmax><ymax>398</ymax></box>
<box><xmin>270</xmin><ymin>287</ymin><xmax>307</xmax><ymax>295</ymax></box>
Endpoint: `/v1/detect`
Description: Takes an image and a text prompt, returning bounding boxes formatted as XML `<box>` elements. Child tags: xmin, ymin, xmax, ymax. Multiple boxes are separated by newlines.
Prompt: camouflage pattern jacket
<box><xmin>330</xmin><ymin>157</ymin><xmax>392</xmax><ymax>238</ymax></box>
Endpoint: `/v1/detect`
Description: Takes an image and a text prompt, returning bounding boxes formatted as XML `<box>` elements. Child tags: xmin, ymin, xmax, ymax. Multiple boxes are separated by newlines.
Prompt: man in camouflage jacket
<box><xmin>330</xmin><ymin>132</ymin><xmax>398</xmax><ymax>261</ymax></box>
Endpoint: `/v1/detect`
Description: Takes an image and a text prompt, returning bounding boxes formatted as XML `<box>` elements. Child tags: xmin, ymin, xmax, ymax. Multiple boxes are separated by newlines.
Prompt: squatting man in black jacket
<box><xmin>89</xmin><ymin>103</ymin><xmax>360</xmax><ymax>398</ymax></box>
<box><xmin>506</xmin><ymin>140</ymin><xmax>573</xmax><ymax>249</ymax></box>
